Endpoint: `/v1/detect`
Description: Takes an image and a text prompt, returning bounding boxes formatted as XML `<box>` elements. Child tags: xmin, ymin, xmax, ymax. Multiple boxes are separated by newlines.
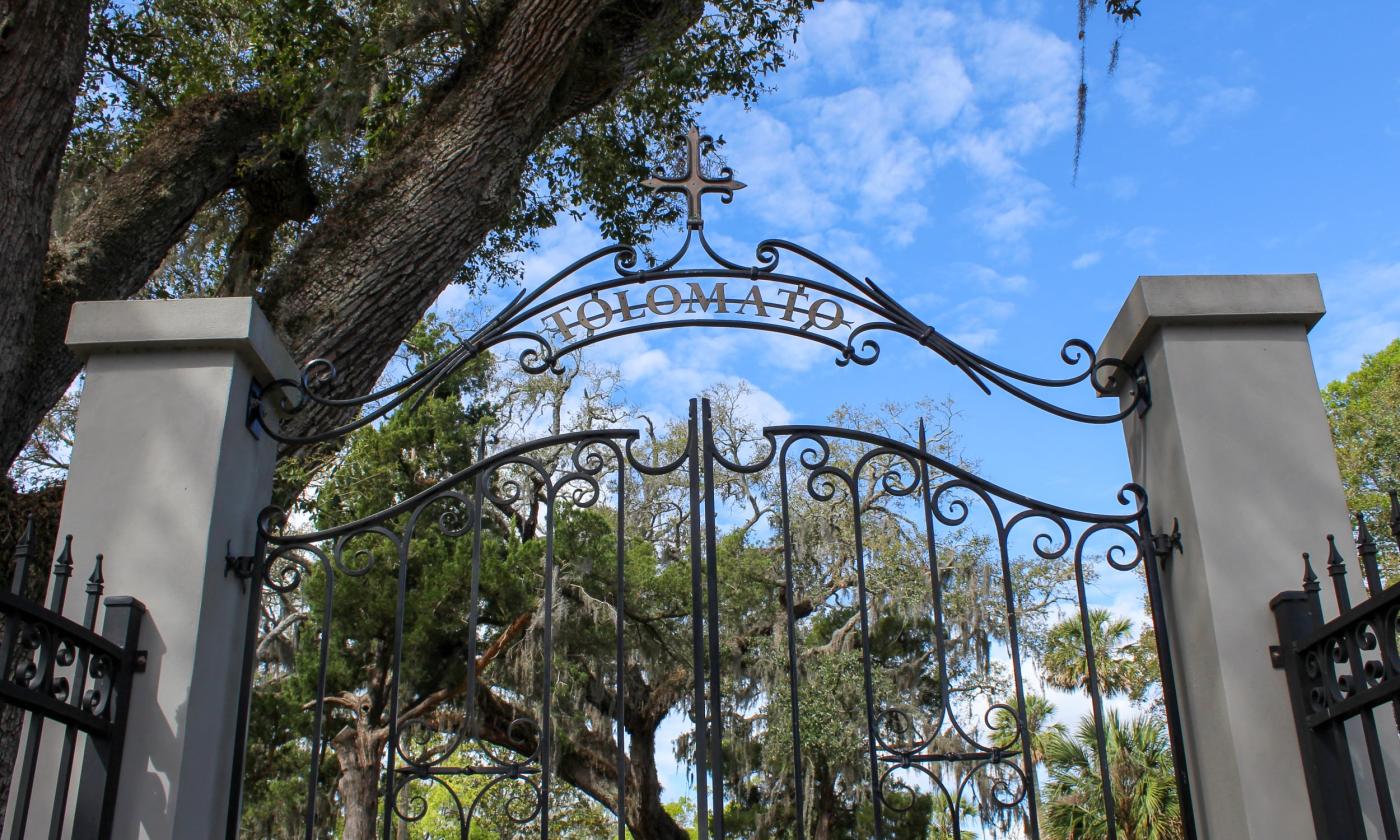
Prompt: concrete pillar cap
<box><xmin>66</xmin><ymin>297</ymin><xmax>298</xmax><ymax>384</ymax></box>
<box><xmin>1098</xmin><ymin>274</ymin><xmax>1324</xmax><ymax>366</ymax></box>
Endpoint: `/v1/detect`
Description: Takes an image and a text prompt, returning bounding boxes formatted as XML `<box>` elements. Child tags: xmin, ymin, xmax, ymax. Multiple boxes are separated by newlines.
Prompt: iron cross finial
<box><xmin>642</xmin><ymin>126</ymin><xmax>745</xmax><ymax>229</ymax></box>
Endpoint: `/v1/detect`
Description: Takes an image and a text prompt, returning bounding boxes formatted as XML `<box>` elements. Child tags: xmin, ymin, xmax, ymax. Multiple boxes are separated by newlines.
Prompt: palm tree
<box><xmin>990</xmin><ymin>693</ymin><xmax>1059</xmax><ymax>768</ymax></box>
<box><xmin>989</xmin><ymin>694</ymin><xmax>1061</xmax><ymax>840</ymax></box>
<box><xmin>1040</xmin><ymin>610</ymin><xmax>1151</xmax><ymax>701</ymax></box>
<box><xmin>1039</xmin><ymin>712</ymin><xmax>1183</xmax><ymax>840</ymax></box>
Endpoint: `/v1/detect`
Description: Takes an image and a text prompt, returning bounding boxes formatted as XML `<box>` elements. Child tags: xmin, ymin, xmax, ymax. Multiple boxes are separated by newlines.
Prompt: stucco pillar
<box><xmin>1098</xmin><ymin>275</ymin><xmax>1395</xmax><ymax>839</ymax></box>
<box><xmin>9</xmin><ymin>298</ymin><xmax>295</xmax><ymax>839</ymax></box>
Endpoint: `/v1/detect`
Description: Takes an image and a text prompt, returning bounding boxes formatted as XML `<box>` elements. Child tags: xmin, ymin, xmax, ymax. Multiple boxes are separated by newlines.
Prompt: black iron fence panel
<box><xmin>232</xmin><ymin>398</ymin><xmax>1188</xmax><ymax>840</ymax></box>
<box><xmin>0</xmin><ymin>520</ymin><xmax>146</xmax><ymax>839</ymax></box>
<box><xmin>1271</xmin><ymin>494</ymin><xmax>1400</xmax><ymax>840</ymax></box>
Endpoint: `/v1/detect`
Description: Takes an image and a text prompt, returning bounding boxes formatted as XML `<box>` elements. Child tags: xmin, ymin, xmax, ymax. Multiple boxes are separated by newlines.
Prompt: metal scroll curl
<box><xmin>250</xmin><ymin>222</ymin><xmax>1144</xmax><ymax>446</ymax></box>
<box><xmin>761</xmin><ymin>421</ymin><xmax>1148</xmax><ymax>837</ymax></box>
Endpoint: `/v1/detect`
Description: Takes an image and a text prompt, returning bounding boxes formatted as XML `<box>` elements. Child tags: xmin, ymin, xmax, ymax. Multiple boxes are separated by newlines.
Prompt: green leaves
<box><xmin>1040</xmin><ymin>711</ymin><xmax>1183</xmax><ymax>840</ymax></box>
<box><xmin>1324</xmin><ymin>338</ymin><xmax>1400</xmax><ymax>576</ymax></box>
<box><xmin>1040</xmin><ymin>608</ymin><xmax>1157</xmax><ymax>703</ymax></box>
<box><xmin>70</xmin><ymin>0</ymin><xmax>813</xmax><ymax>301</ymax></box>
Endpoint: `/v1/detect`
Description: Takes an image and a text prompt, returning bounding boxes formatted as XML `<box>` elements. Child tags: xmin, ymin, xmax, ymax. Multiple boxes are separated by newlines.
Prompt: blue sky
<box><xmin>432</xmin><ymin>0</ymin><xmax>1400</xmax><ymax>803</ymax></box>
<box><xmin>442</xmin><ymin>0</ymin><xmax>1400</xmax><ymax>515</ymax></box>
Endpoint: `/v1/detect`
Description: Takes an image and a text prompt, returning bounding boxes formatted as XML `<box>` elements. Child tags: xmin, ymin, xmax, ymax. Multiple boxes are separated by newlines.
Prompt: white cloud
<box><xmin>1105</xmin><ymin>175</ymin><xmax>1140</xmax><ymax>201</ymax></box>
<box><xmin>1313</xmin><ymin>262</ymin><xmax>1400</xmax><ymax>382</ymax></box>
<box><xmin>963</xmin><ymin>263</ymin><xmax>1031</xmax><ymax>293</ymax></box>
<box><xmin>711</xmin><ymin>107</ymin><xmax>843</xmax><ymax>235</ymax></box>
<box><xmin>946</xmin><ymin>295</ymin><xmax>1017</xmax><ymax>350</ymax></box>
<box><xmin>1122</xmin><ymin>225</ymin><xmax>1164</xmax><ymax>256</ymax></box>
<box><xmin>710</xmin><ymin>1</ymin><xmax>1079</xmax><ymax>249</ymax></box>
<box><xmin>966</xmin><ymin>174</ymin><xmax>1054</xmax><ymax>244</ymax></box>
<box><xmin>1071</xmin><ymin>251</ymin><xmax>1103</xmax><ymax>270</ymax></box>
<box><xmin>1113</xmin><ymin>49</ymin><xmax>1257</xmax><ymax>144</ymax></box>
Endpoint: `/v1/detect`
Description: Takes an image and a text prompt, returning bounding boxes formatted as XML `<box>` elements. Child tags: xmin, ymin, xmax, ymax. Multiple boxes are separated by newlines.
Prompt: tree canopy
<box><xmin>231</xmin><ymin>316</ymin><xmax>1175</xmax><ymax>838</ymax></box>
<box><xmin>0</xmin><ymin>0</ymin><xmax>814</xmax><ymax>479</ymax></box>
<box><xmin>0</xmin><ymin>0</ymin><xmax>1150</xmax><ymax>490</ymax></box>
<box><xmin>1324</xmin><ymin>337</ymin><xmax>1400</xmax><ymax>572</ymax></box>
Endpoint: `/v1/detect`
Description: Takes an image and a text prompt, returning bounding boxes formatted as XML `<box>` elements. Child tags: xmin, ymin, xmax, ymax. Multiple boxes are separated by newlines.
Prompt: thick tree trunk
<box><xmin>0</xmin><ymin>92</ymin><xmax>283</xmax><ymax>470</ymax></box>
<box><xmin>264</xmin><ymin>0</ymin><xmax>704</xmax><ymax>446</ymax></box>
<box><xmin>812</xmin><ymin>759</ymin><xmax>836</xmax><ymax>840</ymax></box>
<box><xmin>0</xmin><ymin>0</ymin><xmax>90</xmax><ymax>471</ymax></box>
<box><xmin>476</xmin><ymin>684</ymin><xmax>690</xmax><ymax>838</ymax></box>
<box><xmin>0</xmin><ymin>0</ymin><xmax>703</xmax><ymax>475</ymax></box>
<box><xmin>331</xmin><ymin>705</ymin><xmax>388</xmax><ymax>840</ymax></box>
<box><xmin>623</xmin><ymin>724</ymin><xmax>691</xmax><ymax>840</ymax></box>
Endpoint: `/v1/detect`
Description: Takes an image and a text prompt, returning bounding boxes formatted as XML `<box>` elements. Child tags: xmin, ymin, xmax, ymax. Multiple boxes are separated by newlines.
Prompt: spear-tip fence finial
<box><xmin>87</xmin><ymin>552</ymin><xmax>105</xmax><ymax>593</ymax></box>
<box><xmin>1354</xmin><ymin>510</ymin><xmax>1383</xmax><ymax>593</ymax></box>
<box><xmin>1302</xmin><ymin>552</ymin><xmax>1319</xmax><ymax>591</ymax></box>
<box><xmin>53</xmin><ymin>534</ymin><xmax>74</xmax><ymax>578</ymax></box>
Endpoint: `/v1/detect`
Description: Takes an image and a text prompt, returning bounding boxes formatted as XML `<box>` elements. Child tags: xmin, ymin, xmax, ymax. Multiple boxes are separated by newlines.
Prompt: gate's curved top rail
<box><xmin>257</xmin><ymin>416</ymin><xmax>1144</xmax><ymax>548</ymax></box>
<box><xmin>251</xmin><ymin>130</ymin><xmax>1144</xmax><ymax>446</ymax></box>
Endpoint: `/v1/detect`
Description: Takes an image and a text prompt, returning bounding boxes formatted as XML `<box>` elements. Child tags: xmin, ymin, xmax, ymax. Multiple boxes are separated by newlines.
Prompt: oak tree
<box><xmin>0</xmin><ymin>0</ymin><xmax>811</xmax><ymax>478</ymax></box>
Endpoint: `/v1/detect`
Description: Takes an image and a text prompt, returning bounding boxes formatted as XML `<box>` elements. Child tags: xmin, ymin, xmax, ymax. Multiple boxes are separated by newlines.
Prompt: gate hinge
<box><xmin>246</xmin><ymin>379</ymin><xmax>266</xmax><ymax>440</ymax></box>
<box><xmin>1133</xmin><ymin>358</ymin><xmax>1152</xmax><ymax>417</ymax></box>
<box><xmin>224</xmin><ymin>541</ymin><xmax>258</xmax><ymax>593</ymax></box>
<box><xmin>1150</xmin><ymin>518</ymin><xmax>1182</xmax><ymax>565</ymax></box>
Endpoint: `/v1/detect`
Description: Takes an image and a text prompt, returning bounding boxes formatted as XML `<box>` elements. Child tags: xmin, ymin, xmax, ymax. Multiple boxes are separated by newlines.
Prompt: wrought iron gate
<box><xmin>1271</xmin><ymin>497</ymin><xmax>1400</xmax><ymax>840</ymax></box>
<box><xmin>234</xmin><ymin>397</ymin><xmax>1176</xmax><ymax>839</ymax></box>
<box><xmin>229</xmin><ymin>127</ymin><xmax>1190</xmax><ymax>839</ymax></box>
<box><xmin>1</xmin><ymin>524</ymin><xmax>146</xmax><ymax>839</ymax></box>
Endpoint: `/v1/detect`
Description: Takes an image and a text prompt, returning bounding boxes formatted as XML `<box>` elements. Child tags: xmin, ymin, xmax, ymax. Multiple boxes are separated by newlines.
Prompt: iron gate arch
<box><xmin>232</xmin><ymin>129</ymin><xmax>1189</xmax><ymax>840</ymax></box>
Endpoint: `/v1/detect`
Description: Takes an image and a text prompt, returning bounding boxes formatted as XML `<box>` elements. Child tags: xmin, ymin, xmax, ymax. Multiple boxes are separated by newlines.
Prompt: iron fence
<box><xmin>0</xmin><ymin>519</ymin><xmax>146</xmax><ymax>839</ymax></box>
<box><xmin>232</xmin><ymin>399</ymin><xmax>1188</xmax><ymax>840</ymax></box>
<box><xmin>1271</xmin><ymin>492</ymin><xmax>1400</xmax><ymax>840</ymax></box>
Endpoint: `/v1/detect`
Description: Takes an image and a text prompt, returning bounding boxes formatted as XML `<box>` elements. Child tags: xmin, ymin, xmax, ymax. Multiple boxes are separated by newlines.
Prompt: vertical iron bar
<box><xmin>67</xmin><ymin>596</ymin><xmax>143</xmax><ymax>840</ymax></box>
<box><xmin>48</xmin><ymin>553</ymin><xmax>101</xmax><ymax>840</ymax></box>
<box><xmin>1326</xmin><ymin>535</ymin><xmax>1352</xmax><ymax>612</ymax></box>
<box><xmin>15</xmin><ymin>719</ymin><xmax>41</xmax><ymax>837</ymax></box>
<box><xmin>1071</xmin><ymin>545</ymin><xmax>1118</xmax><ymax>840</ymax></box>
<box><xmin>1355</xmin><ymin>513</ymin><xmax>1384</xmax><ymax>595</ymax></box>
<box><xmin>776</xmin><ymin>447</ymin><xmax>806</xmax><ymax>840</ymax></box>
<box><xmin>614</xmin><ymin>457</ymin><xmax>628</xmax><ymax>840</ymax></box>
<box><xmin>1138</xmin><ymin>510</ymin><xmax>1196</xmax><ymax>840</ymax></box>
<box><xmin>998</xmin><ymin>528</ymin><xmax>1037</xmax><ymax>840</ymax></box>
<box><xmin>227</xmin><ymin>532</ymin><xmax>267</xmax><ymax>840</ymax></box>
<box><xmin>71</xmin><ymin>596</ymin><xmax>147</xmax><ymax>839</ymax></box>
<box><xmin>916</xmin><ymin>424</ymin><xmax>963</xmax><ymax>840</ymax></box>
<box><xmin>382</xmin><ymin>533</ymin><xmax>411</xmax><ymax>840</ymax></box>
<box><xmin>303</xmin><ymin>554</ymin><xmax>335</xmax><ymax>840</ymax></box>
<box><xmin>700</xmin><ymin>400</ymin><xmax>726</xmax><ymax>837</ymax></box>
<box><xmin>1271</xmin><ymin>581</ymin><xmax>1365</xmax><ymax>839</ymax></box>
<box><xmin>1333</xmin><ymin>531</ymin><xmax>1399</xmax><ymax>839</ymax></box>
<box><xmin>1</xmin><ymin>519</ymin><xmax>39</xmax><ymax>679</ymax></box>
<box><xmin>1393</xmin><ymin>490</ymin><xmax>1400</xmax><ymax>740</ymax></box>
<box><xmin>1302</xmin><ymin>553</ymin><xmax>1323</xmax><ymax>615</ymax></box>
<box><xmin>11</xmin><ymin>526</ymin><xmax>58</xmax><ymax>840</ymax></box>
<box><xmin>1356</xmin><ymin>511</ymin><xmax>1400</xmax><ymax>754</ymax></box>
<box><xmin>685</xmin><ymin>400</ymin><xmax>711</xmax><ymax>840</ymax></box>
<box><xmin>1358</xmin><ymin>708</ymin><xmax>1400</xmax><ymax>840</ymax></box>
<box><xmin>539</xmin><ymin>484</ymin><xmax>559</xmax><ymax>840</ymax></box>
<box><xmin>466</xmin><ymin>436</ymin><xmax>488</xmax><ymax>742</ymax></box>
<box><xmin>44</xmin><ymin>543</ymin><xmax>71</xmax><ymax>614</ymax></box>
<box><xmin>847</xmin><ymin>479</ymin><xmax>884</xmax><ymax>839</ymax></box>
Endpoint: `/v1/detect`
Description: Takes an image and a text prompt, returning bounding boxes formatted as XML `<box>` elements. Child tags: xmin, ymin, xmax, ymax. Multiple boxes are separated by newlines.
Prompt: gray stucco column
<box><xmin>9</xmin><ymin>298</ymin><xmax>295</xmax><ymax>839</ymax></box>
<box><xmin>1098</xmin><ymin>275</ymin><xmax>1380</xmax><ymax>839</ymax></box>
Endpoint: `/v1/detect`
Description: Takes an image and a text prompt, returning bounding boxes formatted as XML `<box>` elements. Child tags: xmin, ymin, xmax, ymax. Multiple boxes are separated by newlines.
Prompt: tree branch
<box><xmin>1</xmin><ymin>91</ymin><xmax>283</xmax><ymax>471</ymax></box>
<box><xmin>264</xmin><ymin>0</ymin><xmax>706</xmax><ymax>450</ymax></box>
